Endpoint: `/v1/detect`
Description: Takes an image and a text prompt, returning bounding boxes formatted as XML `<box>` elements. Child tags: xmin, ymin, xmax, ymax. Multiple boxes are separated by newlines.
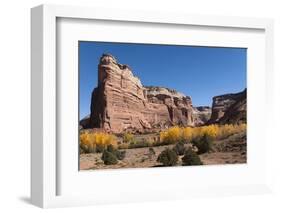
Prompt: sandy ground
<box><xmin>80</xmin><ymin>145</ymin><xmax>170</xmax><ymax>170</ymax></box>
<box><xmin>80</xmin><ymin>134</ymin><xmax>246</xmax><ymax>170</ymax></box>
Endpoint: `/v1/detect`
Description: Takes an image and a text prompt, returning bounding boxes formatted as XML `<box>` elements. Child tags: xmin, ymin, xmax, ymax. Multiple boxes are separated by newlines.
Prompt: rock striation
<box><xmin>208</xmin><ymin>89</ymin><xmax>246</xmax><ymax>124</ymax></box>
<box><xmin>80</xmin><ymin>53</ymin><xmax>246</xmax><ymax>132</ymax></box>
<box><xmin>144</xmin><ymin>86</ymin><xmax>194</xmax><ymax>128</ymax></box>
<box><xmin>86</xmin><ymin>54</ymin><xmax>195</xmax><ymax>133</ymax></box>
<box><xmin>192</xmin><ymin>106</ymin><xmax>212</xmax><ymax>126</ymax></box>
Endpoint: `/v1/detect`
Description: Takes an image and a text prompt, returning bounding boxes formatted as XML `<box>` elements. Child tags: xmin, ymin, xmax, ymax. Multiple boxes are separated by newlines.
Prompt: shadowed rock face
<box><xmin>208</xmin><ymin>89</ymin><xmax>247</xmax><ymax>124</ymax></box>
<box><xmin>86</xmin><ymin>54</ymin><xmax>196</xmax><ymax>133</ymax></box>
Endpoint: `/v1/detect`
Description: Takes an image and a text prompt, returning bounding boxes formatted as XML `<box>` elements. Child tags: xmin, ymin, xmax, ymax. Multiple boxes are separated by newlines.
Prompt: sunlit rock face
<box><xmin>192</xmin><ymin>106</ymin><xmax>212</xmax><ymax>126</ymax></box>
<box><xmin>87</xmin><ymin>54</ymin><xmax>196</xmax><ymax>133</ymax></box>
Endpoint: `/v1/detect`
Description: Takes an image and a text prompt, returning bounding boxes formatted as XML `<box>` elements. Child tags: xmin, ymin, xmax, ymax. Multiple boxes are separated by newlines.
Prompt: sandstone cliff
<box><xmin>208</xmin><ymin>89</ymin><xmax>246</xmax><ymax>124</ymax></box>
<box><xmin>87</xmin><ymin>54</ymin><xmax>195</xmax><ymax>133</ymax></box>
<box><xmin>192</xmin><ymin>106</ymin><xmax>212</xmax><ymax>126</ymax></box>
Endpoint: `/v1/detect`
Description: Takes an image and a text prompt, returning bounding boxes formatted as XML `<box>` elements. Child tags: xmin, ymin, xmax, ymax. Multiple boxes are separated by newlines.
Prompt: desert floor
<box><xmin>80</xmin><ymin>132</ymin><xmax>246</xmax><ymax>170</ymax></box>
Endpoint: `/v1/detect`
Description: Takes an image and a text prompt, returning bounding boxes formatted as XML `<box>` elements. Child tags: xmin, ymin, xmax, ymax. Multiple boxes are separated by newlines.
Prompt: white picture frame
<box><xmin>31</xmin><ymin>4</ymin><xmax>274</xmax><ymax>208</ymax></box>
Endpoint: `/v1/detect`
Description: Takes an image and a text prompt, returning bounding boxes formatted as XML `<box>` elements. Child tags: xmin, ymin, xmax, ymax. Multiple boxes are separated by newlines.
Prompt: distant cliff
<box><xmin>208</xmin><ymin>89</ymin><xmax>246</xmax><ymax>124</ymax></box>
<box><xmin>193</xmin><ymin>106</ymin><xmax>212</xmax><ymax>126</ymax></box>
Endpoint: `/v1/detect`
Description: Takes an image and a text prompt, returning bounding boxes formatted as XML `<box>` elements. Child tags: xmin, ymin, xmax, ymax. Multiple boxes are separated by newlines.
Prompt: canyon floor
<box><xmin>79</xmin><ymin>132</ymin><xmax>246</xmax><ymax>170</ymax></box>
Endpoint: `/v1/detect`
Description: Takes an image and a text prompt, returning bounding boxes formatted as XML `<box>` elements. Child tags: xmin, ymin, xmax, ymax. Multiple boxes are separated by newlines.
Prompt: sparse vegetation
<box><xmin>80</xmin><ymin>132</ymin><xmax>117</xmax><ymax>153</ymax></box>
<box><xmin>172</xmin><ymin>141</ymin><xmax>186</xmax><ymax>155</ymax></box>
<box><xmin>106</xmin><ymin>144</ymin><xmax>115</xmax><ymax>153</ymax></box>
<box><xmin>115</xmin><ymin>150</ymin><xmax>126</xmax><ymax>160</ymax></box>
<box><xmin>123</xmin><ymin>133</ymin><xmax>136</xmax><ymax>143</ymax></box>
<box><xmin>216</xmin><ymin>123</ymin><xmax>246</xmax><ymax>139</ymax></box>
<box><xmin>101</xmin><ymin>150</ymin><xmax>118</xmax><ymax>165</ymax></box>
<box><xmin>159</xmin><ymin>126</ymin><xmax>182</xmax><ymax>144</ymax></box>
<box><xmin>160</xmin><ymin>124</ymin><xmax>246</xmax><ymax>145</ymax></box>
<box><xmin>191</xmin><ymin>134</ymin><xmax>213</xmax><ymax>154</ymax></box>
<box><xmin>182</xmin><ymin>127</ymin><xmax>193</xmax><ymax>143</ymax></box>
<box><xmin>106</xmin><ymin>144</ymin><xmax>126</xmax><ymax>160</ymax></box>
<box><xmin>120</xmin><ymin>133</ymin><xmax>154</xmax><ymax>149</ymax></box>
<box><xmin>129</xmin><ymin>140</ymin><xmax>151</xmax><ymax>149</ymax></box>
<box><xmin>118</xmin><ymin>143</ymin><xmax>129</xmax><ymax>149</ymax></box>
<box><xmin>157</xmin><ymin>148</ymin><xmax>178</xmax><ymax>166</ymax></box>
<box><xmin>80</xmin><ymin>123</ymin><xmax>246</xmax><ymax>169</ymax></box>
<box><xmin>182</xmin><ymin>148</ymin><xmax>203</xmax><ymax>166</ymax></box>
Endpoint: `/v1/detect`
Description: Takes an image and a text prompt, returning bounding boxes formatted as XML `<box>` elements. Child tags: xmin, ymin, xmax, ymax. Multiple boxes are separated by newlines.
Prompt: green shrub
<box><xmin>191</xmin><ymin>134</ymin><xmax>212</xmax><ymax>154</ymax></box>
<box><xmin>173</xmin><ymin>141</ymin><xmax>186</xmax><ymax>155</ymax></box>
<box><xmin>101</xmin><ymin>150</ymin><xmax>118</xmax><ymax>165</ymax></box>
<box><xmin>106</xmin><ymin>144</ymin><xmax>126</xmax><ymax>160</ymax></box>
<box><xmin>107</xmin><ymin>144</ymin><xmax>115</xmax><ymax>153</ymax></box>
<box><xmin>157</xmin><ymin>148</ymin><xmax>178</xmax><ymax>166</ymax></box>
<box><xmin>182</xmin><ymin>148</ymin><xmax>203</xmax><ymax>166</ymax></box>
<box><xmin>96</xmin><ymin>144</ymin><xmax>106</xmax><ymax>153</ymax></box>
<box><xmin>115</xmin><ymin>150</ymin><xmax>126</xmax><ymax>160</ymax></box>
<box><xmin>79</xmin><ymin>143</ymin><xmax>84</xmax><ymax>153</ymax></box>
<box><xmin>80</xmin><ymin>143</ymin><xmax>90</xmax><ymax>153</ymax></box>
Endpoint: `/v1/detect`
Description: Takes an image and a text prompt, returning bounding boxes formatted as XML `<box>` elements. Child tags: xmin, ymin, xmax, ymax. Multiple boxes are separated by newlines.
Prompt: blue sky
<box><xmin>79</xmin><ymin>41</ymin><xmax>246</xmax><ymax>118</ymax></box>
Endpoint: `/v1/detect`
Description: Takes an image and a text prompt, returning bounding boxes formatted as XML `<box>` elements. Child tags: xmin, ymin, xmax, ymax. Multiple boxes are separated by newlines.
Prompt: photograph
<box><xmin>79</xmin><ymin>41</ymin><xmax>247</xmax><ymax>170</ymax></box>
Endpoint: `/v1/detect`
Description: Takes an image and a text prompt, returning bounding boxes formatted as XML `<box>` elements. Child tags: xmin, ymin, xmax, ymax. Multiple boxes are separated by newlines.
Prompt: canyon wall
<box><xmin>192</xmin><ymin>106</ymin><xmax>212</xmax><ymax>126</ymax></box>
<box><xmin>208</xmin><ymin>89</ymin><xmax>247</xmax><ymax>124</ymax></box>
<box><xmin>87</xmin><ymin>54</ymin><xmax>196</xmax><ymax>133</ymax></box>
<box><xmin>80</xmin><ymin>53</ymin><xmax>246</xmax><ymax>133</ymax></box>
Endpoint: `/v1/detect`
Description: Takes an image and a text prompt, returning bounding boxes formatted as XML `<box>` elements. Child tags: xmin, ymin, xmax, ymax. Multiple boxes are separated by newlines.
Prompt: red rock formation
<box><xmin>87</xmin><ymin>54</ymin><xmax>196</xmax><ymax>133</ymax></box>
<box><xmin>192</xmin><ymin>106</ymin><xmax>212</xmax><ymax>126</ymax></box>
<box><xmin>208</xmin><ymin>89</ymin><xmax>246</xmax><ymax>124</ymax></box>
<box><xmin>144</xmin><ymin>86</ymin><xmax>195</xmax><ymax>128</ymax></box>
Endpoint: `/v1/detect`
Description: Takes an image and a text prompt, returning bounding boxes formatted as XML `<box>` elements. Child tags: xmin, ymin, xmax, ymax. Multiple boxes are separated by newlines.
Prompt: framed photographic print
<box><xmin>31</xmin><ymin>4</ymin><xmax>274</xmax><ymax>208</ymax></box>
